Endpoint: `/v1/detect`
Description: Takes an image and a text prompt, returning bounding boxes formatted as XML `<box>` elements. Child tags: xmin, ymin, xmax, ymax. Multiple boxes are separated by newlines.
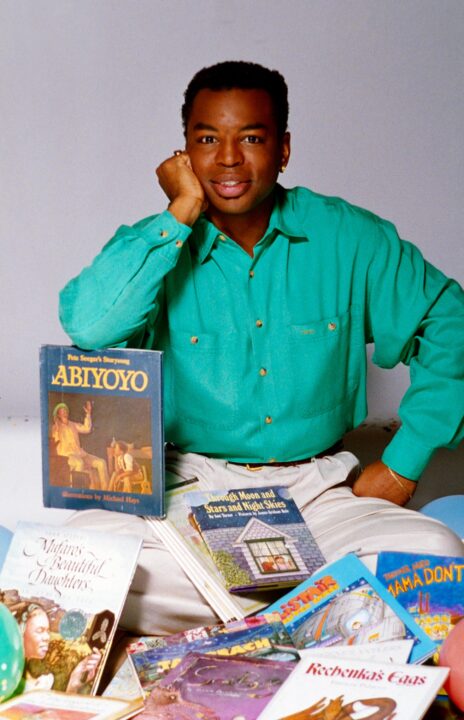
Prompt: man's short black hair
<box><xmin>182</xmin><ymin>60</ymin><xmax>289</xmax><ymax>138</ymax></box>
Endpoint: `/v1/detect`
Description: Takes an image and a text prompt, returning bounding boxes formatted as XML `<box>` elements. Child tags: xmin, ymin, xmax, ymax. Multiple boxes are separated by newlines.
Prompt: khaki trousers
<box><xmin>66</xmin><ymin>450</ymin><xmax>464</xmax><ymax>635</ymax></box>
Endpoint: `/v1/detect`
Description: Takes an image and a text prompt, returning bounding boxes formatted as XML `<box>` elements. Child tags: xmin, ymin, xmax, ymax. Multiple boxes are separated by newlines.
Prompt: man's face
<box><xmin>57</xmin><ymin>407</ymin><xmax>69</xmax><ymax>423</ymax></box>
<box><xmin>23</xmin><ymin>610</ymin><xmax>50</xmax><ymax>659</ymax></box>
<box><xmin>185</xmin><ymin>88</ymin><xmax>290</xmax><ymax>222</ymax></box>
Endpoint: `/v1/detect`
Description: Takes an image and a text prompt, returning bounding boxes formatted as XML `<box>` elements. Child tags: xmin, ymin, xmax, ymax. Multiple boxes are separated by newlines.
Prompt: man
<box><xmin>51</xmin><ymin>401</ymin><xmax>109</xmax><ymax>490</ymax></box>
<box><xmin>60</xmin><ymin>61</ymin><xmax>464</xmax><ymax>634</ymax></box>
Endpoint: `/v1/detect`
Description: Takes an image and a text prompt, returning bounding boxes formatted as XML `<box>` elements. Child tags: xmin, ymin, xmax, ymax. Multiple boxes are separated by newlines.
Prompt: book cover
<box><xmin>0</xmin><ymin>521</ymin><xmax>142</xmax><ymax>695</ymax></box>
<box><xmin>40</xmin><ymin>344</ymin><xmax>165</xmax><ymax>517</ymax></box>
<box><xmin>0</xmin><ymin>689</ymin><xmax>144</xmax><ymax>720</ymax></box>
<box><xmin>146</xmin><ymin>477</ymin><xmax>267</xmax><ymax>624</ymax></box>
<box><xmin>130</xmin><ymin>620</ymin><xmax>300</xmax><ymax>695</ymax></box>
<box><xmin>265</xmin><ymin>553</ymin><xmax>437</xmax><ymax>664</ymax></box>
<box><xmin>139</xmin><ymin>652</ymin><xmax>295</xmax><ymax>720</ymax></box>
<box><xmin>187</xmin><ymin>486</ymin><xmax>326</xmax><ymax>593</ymax></box>
<box><xmin>376</xmin><ymin>551</ymin><xmax>464</xmax><ymax>660</ymax></box>
<box><xmin>258</xmin><ymin>653</ymin><xmax>449</xmax><ymax>720</ymax></box>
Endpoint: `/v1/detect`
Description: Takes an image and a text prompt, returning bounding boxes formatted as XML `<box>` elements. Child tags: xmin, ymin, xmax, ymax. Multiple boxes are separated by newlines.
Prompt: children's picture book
<box><xmin>187</xmin><ymin>486</ymin><xmax>326</xmax><ymax>593</ymax></box>
<box><xmin>125</xmin><ymin>612</ymin><xmax>283</xmax><ymax>655</ymax></box>
<box><xmin>130</xmin><ymin>620</ymin><xmax>300</xmax><ymax>695</ymax></box>
<box><xmin>0</xmin><ymin>689</ymin><xmax>144</xmax><ymax>720</ymax></box>
<box><xmin>40</xmin><ymin>344</ymin><xmax>165</xmax><ymax>517</ymax></box>
<box><xmin>139</xmin><ymin>652</ymin><xmax>295</xmax><ymax>720</ymax></box>
<box><xmin>265</xmin><ymin>553</ymin><xmax>437</xmax><ymax>664</ymax></box>
<box><xmin>0</xmin><ymin>521</ymin><xmax>142</xmax><ymax>695</ymax></box>
<box><xmin>376</xmin><ymin>551</ymin><xmax>464</xmax><ymax>660</ymax></box>
<box><xmin>146</xmin><ymin>477</ymin><xmax>268</xmax><ymax>624</ymax></box>
<box><xmin>257</xmin><ymin>653</ymin><xmax>450</xmax><ymax>720</ymax></box>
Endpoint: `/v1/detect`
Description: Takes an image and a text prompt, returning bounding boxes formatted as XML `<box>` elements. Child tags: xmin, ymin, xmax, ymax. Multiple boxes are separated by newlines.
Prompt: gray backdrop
<box><xmin>1</xmin><ymin>0</ymin><xmax>463</xmax><ymax>418</ymax></box>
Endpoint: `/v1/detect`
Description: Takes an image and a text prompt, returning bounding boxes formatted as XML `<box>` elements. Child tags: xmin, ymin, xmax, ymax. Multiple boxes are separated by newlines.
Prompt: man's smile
<box><xmin>210</xmin><ymin>175</ymin><xmax>251</xmax><ymax>199</ymax></box>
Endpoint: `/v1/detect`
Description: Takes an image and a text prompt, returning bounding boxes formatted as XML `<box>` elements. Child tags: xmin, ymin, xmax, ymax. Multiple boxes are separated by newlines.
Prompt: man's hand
<box><xmin>156</xmin><ymin>151</ymin><xmax>207</xmax><ymax>226</ymax></box>
<box><xmin>83</xmin><ymin>400</ymin><xmax>92</xmax><ymax>415</ymax></box>
<box><xmin>352</xmin><ymin>460</ymin><xmax>417</xmax><ymax>506</ymax></box>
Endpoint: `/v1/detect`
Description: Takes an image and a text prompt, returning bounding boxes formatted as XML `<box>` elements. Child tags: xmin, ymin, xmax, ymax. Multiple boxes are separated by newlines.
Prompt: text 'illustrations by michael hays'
<box><xmin>40</xmin><ymin>344</ymin><xmax>165</xmax><ymax>517</ymax></box>
<box><xmin>187</xmin><ymin>486</ymin><xmax>326</xmax><ymax>593</ymax></box>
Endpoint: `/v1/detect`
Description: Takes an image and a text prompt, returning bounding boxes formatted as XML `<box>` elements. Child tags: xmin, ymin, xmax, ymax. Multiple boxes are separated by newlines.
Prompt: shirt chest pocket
<box><xmin>279</xmin><ymin>308</ymin><xmax>363</xmax><ymax>418</ymax></box>
<box><xmin>166</xmin><ymin>330</ymin><xmax>241</xmax><ymax>430</ymax></box>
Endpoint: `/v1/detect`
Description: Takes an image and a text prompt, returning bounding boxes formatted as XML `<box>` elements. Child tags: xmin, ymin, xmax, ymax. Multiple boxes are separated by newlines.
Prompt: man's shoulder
<box><xmin>282</xmin><ymin>185</ymin><xmax>385</xmax><ymax>227</ymax></box>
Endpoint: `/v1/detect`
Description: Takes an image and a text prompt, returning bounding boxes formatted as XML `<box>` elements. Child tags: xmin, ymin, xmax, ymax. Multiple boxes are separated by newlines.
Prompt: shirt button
<box><xmin>190</xmin><ymin>336</ymin><xmax>199</xmax><ymax>344</ymax></box>
<box><xmin>259</xmin><ymin>368</ymin><xmax>267</xmax><ymax>376</ymax></box>
<box><xmin>249</xmin><ymin>270</ymin><xmax>255</xmax><ymax>278</ymax></box>
<box><xmin>256</xmin><ymin>319</ymin><xmax>263</xmax><ymax>328</ymax></box>
<box><xmin>175</xmin><ymin>240</ymin><xmax>183</xmax><ymax>248</ymax></box>
<box><xmin>328</xmin><ymin>322</ymin><xmax>337</xmax><ymax>331</ymax></box>
<box><xmin>160</xmin><ymin>230</ymin><xmax>169</xmax><ymax>238</ymax></box>
<box><xmin>265</xmin><ymin>416</ymin><xmax>272</xmax><ymax>424</ymax></box>
<box><xmin>218</xmin><ymin>234</ymin><xmax>226</xmax><ymax>242</ymax></box>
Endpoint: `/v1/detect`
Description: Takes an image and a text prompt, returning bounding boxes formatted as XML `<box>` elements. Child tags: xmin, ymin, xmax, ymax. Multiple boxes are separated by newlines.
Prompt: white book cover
<box><xmin>0</xmin><ymin>521</ymin><xmax>142</xmax><ymax>695</ymax></box>
<box><xmin>258</xmin><ymin>654</ymin><xmax>449</xmax><ymax>720</ymax></box>
<box><xmin>302</xmin><ymin>638</ymin><xmax>414</xmax><ymax>664</ymax></box>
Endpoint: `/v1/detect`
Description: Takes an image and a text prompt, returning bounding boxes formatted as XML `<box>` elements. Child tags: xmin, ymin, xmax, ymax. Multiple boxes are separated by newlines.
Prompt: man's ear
<box><xmin>280</xmin><ymin>132</ymin><xmax>291</xmax><ymax>171</ymax></box>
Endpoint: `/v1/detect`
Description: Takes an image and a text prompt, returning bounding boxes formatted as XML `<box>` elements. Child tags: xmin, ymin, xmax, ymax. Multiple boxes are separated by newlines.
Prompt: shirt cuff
<box><xmin>381</xmin><ymin>426</ymin><xmax>436</xmax><ymax>481</ymax></box>
<box><xmin>139</xmin><ymin>210</ymin><xmax>192</xmax><ymax>250</ymax></box>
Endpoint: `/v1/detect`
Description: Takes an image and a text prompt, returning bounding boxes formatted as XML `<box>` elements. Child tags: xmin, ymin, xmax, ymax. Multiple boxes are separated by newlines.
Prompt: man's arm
<box><xmin>353</xmin><ymin>215</ymin><xmax>464</xmax><ymax>504</ymax></box>
<box><xmin>59</xmin><ymin>153</ymin><xmax>206</xmax><ymax>350</ymax></box>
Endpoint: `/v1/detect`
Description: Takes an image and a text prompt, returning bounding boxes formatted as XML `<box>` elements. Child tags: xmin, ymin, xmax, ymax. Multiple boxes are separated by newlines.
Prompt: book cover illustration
<box><xmin>0</xmin><ymin>522</ymin><xmax>142</xmax><ymax>695</ymax></box>
<box><xmin>138</xmin><ymin>652</ymin><xmax>295</xmax><ymax>720</ymax></box>
<box><xmin>265</xmin><ymin>553</ymin><xmax>437</xmax><ymax>664</ymax></box>
<box><xmin>187</xmin><ymin>486</ymin><xmax>325</xmax><ymax>593</ymax></box>
<box><xmin>130</xmin><ymin>620</ymin><xmax>300</xmax><ymax>695</ymax></box>
<box><xmin>258</xmin><ymin>653</ymin><xmax>449</xmax><ymax>720</ymax></box>
<box><xmin>376</xmin><ymin>551</ymin><xmax>464</xmax><ymax>660</ymax></box>
<box><xmin>0</xmin><ymin>689</ymin><xmax>144</xmax><ymax>720</ymax></box>
<box><xmin>40</xmin><ymin>344</ymin><xmax>165</xmax><ymax>517</ymax></box>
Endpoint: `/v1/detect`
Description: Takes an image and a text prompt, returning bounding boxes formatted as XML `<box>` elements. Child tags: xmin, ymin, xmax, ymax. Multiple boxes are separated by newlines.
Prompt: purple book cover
<box><xmin>139</xmin><ymin>652</ymin><xmax>295</xmax><ymax>720</ymax></box>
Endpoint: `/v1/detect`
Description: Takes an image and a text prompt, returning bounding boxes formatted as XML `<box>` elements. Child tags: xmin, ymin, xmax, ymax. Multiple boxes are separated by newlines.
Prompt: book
<box><xmin>130</xmin><ymin>620</ymin><xmax>300</xmax><ymax>695</ymax></box>
<box><xmin>139</xmin><ymin>652</ymin><xmax>295</xmax><ymax>720</ymax></box>
<box><xmin>125</xmin><ymin>612</ymin><xmax>283</xmax><ymax>654</ymax></box>
<box><xmin>0</xmin><ymin>689</ymin><xmax>144</xmax><ymax>719</ymax></box>
<box><xmin>301</xmin><ymin>638</ymin><xmax>415</xmax><ymax>664</ymax></box>
<box><xmin>146</xmin><ymin>477</ymin><xmax>268</xmax><ymax>624</ymax></box>
<box><xmin>40</xmin><ymin>344</ymin><xmax>165</xmax><ymax>517</ymax></box>
<box><xmin>102</xmin><ymin>658</ymin><xmax>145</xmax><ymax>703</ymax></box>
<box><xmin>0</xmin><ymin>521</ymin><xmax>142</xmax><ymax>695</ymax></box>
<box><xmin>257</xmin><ymin>653</ymin><xmax>450</xmax><ymax>720</ymax></box>
<box><xmin>265</xmin><ymin>553</ymin><xmax>437</xmax><ymax>664</ymax></box>
<box><xmin>187</xmin><ymin>486</ymin><xmax>326</xmax><ymax>593</ymax></box>
<box><xmin>376</xmin><ymin>551</ymin><xmax>464</xmax><ymax>660</ymax></box>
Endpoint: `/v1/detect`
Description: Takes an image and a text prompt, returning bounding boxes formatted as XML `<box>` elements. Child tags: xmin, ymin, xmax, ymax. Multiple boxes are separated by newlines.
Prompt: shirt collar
<box><xmin>191</xmin><ymin>185</ymin><xmax>309</xmax><ymax>264</ymax></box>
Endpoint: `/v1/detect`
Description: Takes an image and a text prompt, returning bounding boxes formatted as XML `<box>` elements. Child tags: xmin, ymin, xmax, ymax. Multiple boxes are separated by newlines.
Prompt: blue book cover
<box><xmin>376</xmin><ymin>551</ymin><xmax>464</xmax><ymax>658</ymax></box>
<box><xmin>40</xmin><ymin>344</ymin><xmax>165</xmax><ymax>517</ymax></box>
<box><xmin>187</xmin><ymin>486</ymin><xmax>326</xmax><ymax>593</ymax></box>
<box><xmin>265</xmin><ymin>553</ymin><xmax>437</xmax><ymax>664</ymax></box>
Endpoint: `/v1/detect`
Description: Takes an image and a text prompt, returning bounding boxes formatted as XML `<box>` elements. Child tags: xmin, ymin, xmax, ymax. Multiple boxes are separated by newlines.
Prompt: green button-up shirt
<box><xmin>59</xmin><ymin>186</ymin><xmax>464</xmax><ymax>480</ymax></box>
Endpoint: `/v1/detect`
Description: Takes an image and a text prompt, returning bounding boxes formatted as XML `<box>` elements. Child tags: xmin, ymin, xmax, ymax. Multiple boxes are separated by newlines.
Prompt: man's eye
<box><xmin>198</xmin><ymin>136</ymin><xmax>217</xmax><ymax>144</ymax></box>
<box><xmin>243</xmin><ymin>135</ymin><xmax>264</xmax><ymax>144</ymax></box>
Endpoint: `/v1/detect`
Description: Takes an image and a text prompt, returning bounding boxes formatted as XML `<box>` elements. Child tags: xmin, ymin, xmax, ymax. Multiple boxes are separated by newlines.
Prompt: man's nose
<box><xmin>216</xmin><ymin>140</ymin><xmax>243</xmax><ymax>166</ymax></box>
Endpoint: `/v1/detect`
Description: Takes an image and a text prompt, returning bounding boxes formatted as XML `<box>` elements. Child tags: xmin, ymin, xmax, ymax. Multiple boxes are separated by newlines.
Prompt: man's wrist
<box><xmin>168</xmin><ymin>196</ymin><xmax>204</xmax><ymax>227</ymax></box>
